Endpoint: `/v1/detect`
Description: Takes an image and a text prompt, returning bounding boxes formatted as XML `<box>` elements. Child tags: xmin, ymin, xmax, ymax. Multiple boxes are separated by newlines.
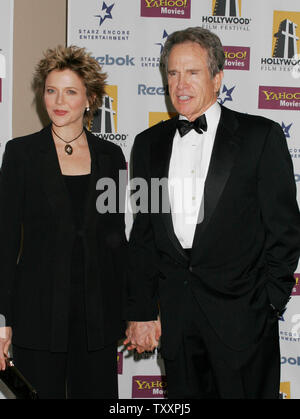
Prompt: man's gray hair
<box><xmin>161</xmin><ymin>27</ymin><xmax>225</xmax><ymax>79</ymax></box>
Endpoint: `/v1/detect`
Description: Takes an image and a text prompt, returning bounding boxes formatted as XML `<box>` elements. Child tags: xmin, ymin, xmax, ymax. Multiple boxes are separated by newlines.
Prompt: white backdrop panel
<box><xmin>67</xmin><ymin>0</ymin><xmax>300</xmax><ymax>399</ymax></box>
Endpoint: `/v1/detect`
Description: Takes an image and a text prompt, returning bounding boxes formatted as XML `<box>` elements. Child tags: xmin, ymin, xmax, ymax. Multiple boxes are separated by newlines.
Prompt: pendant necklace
<box><xmin>51</xmin><ymin>126</ymin><xmax>84</xmax><ymax>155</ymax></box>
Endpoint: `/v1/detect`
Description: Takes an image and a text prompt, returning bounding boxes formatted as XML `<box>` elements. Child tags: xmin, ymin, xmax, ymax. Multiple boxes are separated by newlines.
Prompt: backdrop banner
<box><xmin>68</xmin><ymin>0</ymin><xmax>300</xmax><ymax>399</ymax></box>
<box><xmin>0</xmin><ymin>0</ymin><xmax>13</xmax><ymax>161</ymax></box>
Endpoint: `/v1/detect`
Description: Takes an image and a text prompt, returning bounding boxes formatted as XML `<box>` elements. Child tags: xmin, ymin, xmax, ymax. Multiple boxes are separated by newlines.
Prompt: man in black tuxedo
<box><xmin>124</xmin><ymin>27</ymin><xmax>300</xmax><ymax>398</ymax></box>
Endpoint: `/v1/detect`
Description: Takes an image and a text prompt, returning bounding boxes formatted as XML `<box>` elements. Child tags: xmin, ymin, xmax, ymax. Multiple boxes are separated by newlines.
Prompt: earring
<box><xmin>86</xmin><ymin>107</ymin><xmax>90</xmax><ymax>112</ymax></box>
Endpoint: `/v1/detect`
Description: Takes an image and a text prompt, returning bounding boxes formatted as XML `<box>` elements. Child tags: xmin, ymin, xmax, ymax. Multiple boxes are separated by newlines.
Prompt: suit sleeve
<box><xmin>125</xmin><ymin>135</ymin><xmax>160</xmax><ymax>321</ymax></box>
<box><xmin>0</xmin><ymin>141</ymin><xmax>23</xmax><ymax>327</ymax></box>
<box><xmin>257</xmin><ymin>121</ymin><xmax>300</xmax><ymax>312</ymax></box>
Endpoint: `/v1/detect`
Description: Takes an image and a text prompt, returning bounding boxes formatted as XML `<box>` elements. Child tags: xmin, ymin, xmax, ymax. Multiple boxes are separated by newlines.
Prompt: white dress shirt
<box><xmin>168</xmin><ymin>101</ymin><xmax>221</xmax><ymax>249</ymax></box>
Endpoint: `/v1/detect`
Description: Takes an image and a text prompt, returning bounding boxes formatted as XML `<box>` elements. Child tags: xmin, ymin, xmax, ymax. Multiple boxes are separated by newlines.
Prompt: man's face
<box><xmin>167</xmin><ymin>42</ymin><xmax>223</xmax><ymax>121</ymax></box>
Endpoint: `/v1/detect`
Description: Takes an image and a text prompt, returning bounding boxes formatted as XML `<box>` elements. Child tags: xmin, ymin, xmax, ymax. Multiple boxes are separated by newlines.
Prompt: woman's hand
<box><xmin>0</xmin><ymin>327</ymin><xmax>12</xmax><ymax>370</ymax></box>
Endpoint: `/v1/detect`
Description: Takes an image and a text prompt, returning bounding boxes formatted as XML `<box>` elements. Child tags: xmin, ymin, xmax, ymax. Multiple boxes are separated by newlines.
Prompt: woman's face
<box><xmin>44</xmin><ymin>68</ymin><xmax>89</xmax><ymax>130</ymax></box>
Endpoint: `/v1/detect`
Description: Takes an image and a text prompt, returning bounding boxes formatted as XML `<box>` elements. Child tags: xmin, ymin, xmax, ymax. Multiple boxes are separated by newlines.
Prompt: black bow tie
<box><xmin>176</xmin><ymin>114</ymin><xmax>207</xmax><ymax>137</ymax></box>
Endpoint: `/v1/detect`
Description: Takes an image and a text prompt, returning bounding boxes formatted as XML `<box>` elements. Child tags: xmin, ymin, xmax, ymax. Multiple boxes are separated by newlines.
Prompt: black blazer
<box><xmin>126</xmin><ymin>105</ymin><xmax>300</xmax><ymax>360</ymax></box>
<box><xmin>0</xmin><ymin>125</ymin><xmax>127</xmax><ymax>352</ymax></box>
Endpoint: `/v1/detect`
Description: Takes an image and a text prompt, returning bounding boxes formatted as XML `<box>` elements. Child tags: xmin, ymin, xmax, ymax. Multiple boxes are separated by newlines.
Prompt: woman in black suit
<box><xmin>0</xmin><ymin>45</ymin><xmax>127</xmax><ymax>398</ymax></box>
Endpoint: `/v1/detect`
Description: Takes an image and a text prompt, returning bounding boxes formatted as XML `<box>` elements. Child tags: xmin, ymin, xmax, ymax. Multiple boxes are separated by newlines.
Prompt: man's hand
<box><xmin>0</xmin><ymin>327</ymin><xmax>12</xmax><ymax>371</ymax></box>
<box><xmin>124</xmin><ymin>318</ymin><xmax>161</xmax><ymax>354</ymax></box>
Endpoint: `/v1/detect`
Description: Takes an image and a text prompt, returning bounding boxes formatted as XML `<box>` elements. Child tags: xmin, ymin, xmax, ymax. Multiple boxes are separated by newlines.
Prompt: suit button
<box><xmin>189</xmin><ymin>266</ymin><xmax>193</xmax><ymax>273</ymax></box>
<box><xmin>184</xmin><ymin>280</ymin><xmax>188</xmax><ymax>285</ymax></box>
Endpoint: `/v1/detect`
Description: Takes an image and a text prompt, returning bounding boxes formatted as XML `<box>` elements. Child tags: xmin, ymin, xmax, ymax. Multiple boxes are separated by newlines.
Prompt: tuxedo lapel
<box><xmin>151</xmin><ymin>117</ymin><xmax>189</xmax><ymax>261</ymax></box>
<box><xmin>192</xmin><ymin>106</ymin><xmax>241</xmax><ymax>252</ymax></box>
<box><xmin>150</xmin><ymin>118</ymin><xmax>177</xmax><ymax>180</ymax></box>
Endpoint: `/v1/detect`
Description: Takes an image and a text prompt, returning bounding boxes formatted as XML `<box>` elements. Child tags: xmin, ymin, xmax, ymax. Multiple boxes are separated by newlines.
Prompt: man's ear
<box><xmin>213</xmin><ymin>70</ymin><xmax>224</xmax><ymax>95</ymax></box>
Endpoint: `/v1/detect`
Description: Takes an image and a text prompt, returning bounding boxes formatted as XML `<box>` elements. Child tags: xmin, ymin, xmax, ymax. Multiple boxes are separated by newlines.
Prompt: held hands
<box><xmin>0</xmin><ymin>327</ymin><xmax>12</xmax><ymax>371</ymax></box>
<box><xmin>124</xmin><ymin>318</ymin><xmax>161</xmax><ymax>354</ymax></box>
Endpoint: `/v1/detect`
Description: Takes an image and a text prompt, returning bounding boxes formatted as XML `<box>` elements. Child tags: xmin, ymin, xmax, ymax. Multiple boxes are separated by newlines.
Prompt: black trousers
<box><xmin>12</xmin><ymin>278</ymin><xmax>118</xmax><ymax>399</ymax></box>
<box><xmin>13</xmin><ymin>341</ymin><xmax>118</xmax><ymax>399</ymax></box>
<box><xmin>164</xmin><ymin>285</ymin><xmax>280</xmax><ymax>399</ymax></box>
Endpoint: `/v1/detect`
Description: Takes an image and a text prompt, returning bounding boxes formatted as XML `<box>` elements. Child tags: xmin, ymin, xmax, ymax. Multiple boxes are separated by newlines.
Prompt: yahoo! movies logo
<box><xmin>261</xmin><ymin>11</ymin><xmax>300</xmax><ymax>74</ymax></box>
<box><xmin>141</xmin><ymin>0</ymin><xmax>191</xmax><ymax>19</ymax></box>
<box><xmin>293</xmin><ymin>273</ymin><xmax>300</xmax><ymax>296</ymax></box>
<box><xmin>223</xmin><ymin>46</ymin><xmax>250</xmax><ymax>70</ymax></box>
<box><xmin>202</xmin><ymin>0</ymin><xmax>251</xmax><ymax>31</ymax></box>
<box><xmin>132</xmin><ymin>375</ymin><xmax>167</xmax><ymax>398</ymax></box>
<box><xmin>258</xmin><ymin>86</ymin><xmax>300</xmax><ymax>111</ymax></box>
<box><xmin>117</xmin><ymin>352</ymin><xmax>123</xmax><ymax>374</ymax></box>
<box><xmin>91</xmin><ymin>85</ymin><xmax>128</xmax><ymax>148</ymax></box>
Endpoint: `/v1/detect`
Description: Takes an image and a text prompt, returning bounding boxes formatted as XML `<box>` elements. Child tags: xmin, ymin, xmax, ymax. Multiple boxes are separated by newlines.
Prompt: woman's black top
<box><xmin>63</xmin><ymin>174</ymin><xmax>90</xmax><ymax>348</ymax></box>
<box><xmin>63</xmin><ymin>174</ymin><xmax>90</xmax><ymax>286</ymax></box>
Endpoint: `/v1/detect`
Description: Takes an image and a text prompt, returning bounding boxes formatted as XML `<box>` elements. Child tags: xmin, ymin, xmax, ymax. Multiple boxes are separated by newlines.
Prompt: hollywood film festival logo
<box><xmin>261</xmin><ymin>11</ymin><xmax>300</xmax><ymax>78</ymax></box>
<box><xmin>202</xmin><ymin>0</ymin><xmax>251</xmax><ymax>32</ymax></box>
<box><xmin>280</xmin><ymin>382</ymin><xmax>291</xmax><ymax>400</ymax></box>
<box><xmin>258</xmin><ymin>14</ymin><xmax>300</xmax><ymax>113</ymax></box>
<box><xmin>77</xmin><ymin>0</ymin><xmax>131</xmax><ymax>42</ymax></box>
<box><xmin>90</xmin><ymin>85</ymin><xmax>128</xmax><ymax>149</ymax></box>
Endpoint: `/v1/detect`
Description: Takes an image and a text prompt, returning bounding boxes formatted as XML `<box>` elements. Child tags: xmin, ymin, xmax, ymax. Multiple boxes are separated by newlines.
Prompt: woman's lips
<box><xmin>54</xmin><ymin>110</ymin><xmax>68</xmax><ymax>116</ymax></box>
